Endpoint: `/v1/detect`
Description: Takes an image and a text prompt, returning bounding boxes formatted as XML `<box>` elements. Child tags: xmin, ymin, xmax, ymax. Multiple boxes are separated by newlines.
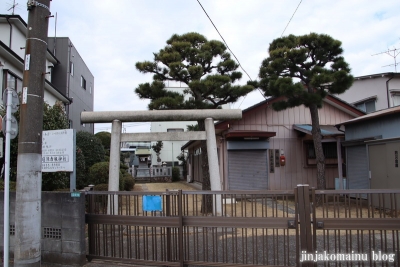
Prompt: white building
<box><xmin>150</xmin><ymin>86</ymin><xmax>230</xmax><ymax>166</ymax></box>
<box><xmin>336</xmin><ymin>72</ymin><xmax>400</xmax><ymax>113</ymax></box>
<box><xmin>1</xmin><ymin>14</ymin><xmax>94</xmax><ymax>133</ymax></box>
<box><xmin>0</xmin><ymin>14</ymin><xmax>70</xmax><ymax>106</ymax></box>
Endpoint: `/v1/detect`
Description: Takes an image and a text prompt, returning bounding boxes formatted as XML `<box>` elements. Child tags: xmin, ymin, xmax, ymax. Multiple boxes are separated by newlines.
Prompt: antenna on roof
<box><xmin>7</xmin><ymin>0</ymin><xmax>18</xmax><ymax>15</ymax></box>
<box><xmin>372</xmin><ymin>47</ymin><xmax>400</xmax><ymax>72</ymax></box>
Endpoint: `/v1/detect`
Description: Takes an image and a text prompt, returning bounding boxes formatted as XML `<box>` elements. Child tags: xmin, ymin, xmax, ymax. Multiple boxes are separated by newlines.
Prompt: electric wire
<box><xmin>281</xmin><ymin>0</ymin><xmax>302</xmax><ymax>37</ymax></box>
<box><xmin>196</xmin><ymin>0</ymin><xmax>252</xmax><ymax>81</ymax></box>
<box><xmin>195</xmin><ymin>0</ymin><xmax>267</xmax><ymax>108</ymax></box>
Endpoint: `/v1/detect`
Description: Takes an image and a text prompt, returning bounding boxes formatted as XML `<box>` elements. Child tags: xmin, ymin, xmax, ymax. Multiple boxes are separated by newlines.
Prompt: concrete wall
<box><xmin>0</xmin><ymin>192</ymin><xmax>86</xmax><ymax>266</ymax></box>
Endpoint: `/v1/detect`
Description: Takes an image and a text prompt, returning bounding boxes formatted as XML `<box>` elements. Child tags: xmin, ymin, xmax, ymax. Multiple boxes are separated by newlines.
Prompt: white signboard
<box><xmin>42</xmin><ymin>129</ymin><xmax>74</xmax><ymax>172</ymax></box>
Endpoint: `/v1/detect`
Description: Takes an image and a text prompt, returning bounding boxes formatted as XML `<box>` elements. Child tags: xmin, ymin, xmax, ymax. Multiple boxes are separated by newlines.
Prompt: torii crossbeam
<box><xmin>81</xmin><ymin>109</ymin><xmax>242</xmax><ymax>196</ymax></box>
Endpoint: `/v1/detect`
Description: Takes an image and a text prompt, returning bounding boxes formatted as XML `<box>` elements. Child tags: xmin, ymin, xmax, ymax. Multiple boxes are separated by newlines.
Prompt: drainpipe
<box><xmin>6</xmin><ymin>16</ymin><xmax>12</xmax><ymax>48</ymax></box>
<box><xmin>386</xmin><ymin>73</ymin><xmax>394</xmax><ymax>108</ymax></box>
<box><xmin>66</xmin><ymin>41</ymin><xmax>73</xmax><ymax>122</ymax></box>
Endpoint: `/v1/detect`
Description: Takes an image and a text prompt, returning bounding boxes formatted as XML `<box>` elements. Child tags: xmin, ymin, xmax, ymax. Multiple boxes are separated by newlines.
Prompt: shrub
<box><xmin>120</xmin><ymin>162</ymin><xmax>129</xmax><ymax>170</ymax></box>
<box><xmin>0</xmin><ymin>102</ymin><xmax>69</xmax><ymax>186</ymax></box>
<box><xmin>0</xmin><ymin>181</ymin><xmax>17</xmax><ymax>191</ymax></box>
<box><xmin>76</xmin><ymin>131</ymin><xmax>105</xmax><ymax>173</ymax></box>
<box><xmin>95</xmin><ymin>131</ymin><xmax>111</xmax><ymax>152</ymax></box>
<box><xmin>42</xmin><ymin>172</ymin><xmax>69</xmax><ymax>191</ymax></box>
<box><xmin>10</xmin><ymin>181</ymin><xmax>16</xmax><ymax>191</ymax></box>
<box><xmin>94</xmin><ymin>184</ymin><xmax>108</xmax><ymax>191</ymax></box>
<box><xmin>76</xmin><ymin>146</ymin><xmax>87</xmax><ymax>189</ymax></box>
<box><xmin>55</xmin><ymin>188</ymin><xmax>70</xmax><ymax>192</ymax></box>
<box><xmin>123</xmin><ymin>175</ymin><xmax>135</xmax><ymax>191</ymax></box>
<box><xmin>88</xmin><ymin>162</ymin><xmax>109</xmax><ymax>185</ymax></box>
<box><xmin>118</xmin><ymin>171</ymin><xmax>125</xmax><ymax>191</ymax></box>
<box><xmin>172</xmin><ymin>167</ymin><xmax>180</xmax><ymax>182</ymax></box>
<box><xmin>88</xmin><ymin>162</ymin><xmax>127</xmax><ymax>191</ymax></box>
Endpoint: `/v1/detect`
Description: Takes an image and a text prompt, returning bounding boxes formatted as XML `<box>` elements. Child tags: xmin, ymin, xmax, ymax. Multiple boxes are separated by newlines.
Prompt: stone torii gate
<box><xmin>81</xmin><ymin>109</ymin><xmax>242</xmax><ymax>192</ymax></box>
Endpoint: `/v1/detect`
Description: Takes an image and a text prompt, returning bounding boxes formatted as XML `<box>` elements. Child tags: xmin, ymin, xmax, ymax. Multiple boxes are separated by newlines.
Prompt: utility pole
<box><xmin>14</xmin><ymin>0</ymin><xmax>51</xmax><ymax>266</ymax></box>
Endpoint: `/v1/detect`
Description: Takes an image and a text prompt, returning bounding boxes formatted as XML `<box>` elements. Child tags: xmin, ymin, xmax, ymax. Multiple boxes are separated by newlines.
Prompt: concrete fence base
<box><xmin>0</xmin><ymin>192</ymin><xmax>86</xmax><ymax>266</ymax></box>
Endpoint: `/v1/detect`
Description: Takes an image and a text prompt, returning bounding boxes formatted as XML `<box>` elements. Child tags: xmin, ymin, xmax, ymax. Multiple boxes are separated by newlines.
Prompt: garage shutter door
<box><xmin>347</xmin><ymin>145</ymin><xmax>369</xmax><ymax>189</ymax></box>
<box><xmin>228</xmin><ymin>150</ymin><xmax>268</xmax><ymax>190</ymax></box>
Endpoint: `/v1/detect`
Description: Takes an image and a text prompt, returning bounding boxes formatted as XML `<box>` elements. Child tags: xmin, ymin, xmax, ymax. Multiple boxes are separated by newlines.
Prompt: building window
<box><xmin>47</xmin><ymin>66</ymin><xmax>53</xmax><ymax>82</ymax></box>
<box><xmin>392</xmin><ymin>93</ymin><xmax>400</xmax><ymax>107</ymax></box>
<box><xmin>167</xmin><ymin>128</ymin><xmax>184</xmax><ymax>132</ymax></box>
<box><xmin>70</xmin><ymin>62</ymin><xmax>74</xmax><ymax>76</ymax></box>
<box><xmin>305</xmin><ymin>142</ymin><xmax>338</xmax><ymax>166</ymax></box>
<box><xmin>355</xmin><ymin>99</ymin><xmax>375</xmax><ymax>113</ymax></box>
<box><xmin>2</xmin><ymin>70</ymin><xmax>23</xmax><ymax>95</ymax></box>
<box><xmin>89</xmin><ymin>86</ymin><xmax>92</xmax><ymax>94</ymax></box>
<box><xmin>81</xmin><ymin>76</ymin><xmax>86</xmax><ymax>89</ymax></box>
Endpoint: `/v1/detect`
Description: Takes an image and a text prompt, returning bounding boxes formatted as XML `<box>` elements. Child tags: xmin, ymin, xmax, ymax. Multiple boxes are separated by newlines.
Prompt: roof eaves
<box><xmin>181</xmin><ymin>140</ymin><xmax>199</xmax><ymax>150</ymax></box>
<box><xmin>45</xmin><ymin>80</ymin><xmax>71</xmax><ymax>104</ymax></box>
<box><xmin>215</xmin><ymin>96</ymin><xmax>277</xmax><ymax>128</ymax></box>
<box><xmin>325</xmin><ymin>94</ymin><xmax>366</xmax><ymax>117</ymax></box>
<box><xmin>0</xmin><ymin>14</ymin><xmax>27</xmax><ymax>26</ymax></box>
<box><xmin>354</xmin><ymin>72</ymin><xmax>400</xmax><ymax>80</ymax></box>
<box><xmin>337</xmin><ymin>106</ymin><xmax>400</xmax><ymax>126</ymax></box>
<box><xmin>0</xmin><ymin>40</ymin><xmax>24</xmax><ymax>63</ymax></box>
<box><xmin>46</xmin><ymin>48</ymin><xmax>59</xmax><ymax>64</ymax></box>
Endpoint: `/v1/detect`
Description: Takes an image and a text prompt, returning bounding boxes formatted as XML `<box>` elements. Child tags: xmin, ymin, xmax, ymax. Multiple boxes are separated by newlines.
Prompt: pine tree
<box><xmin>135</xmin><ymin>32</ymin><xmax>254</xmax><ymax>200</ymax></box>
<box><xmin>255</xmin><ymin>33</ymin><xmax>354</xmax><ymax>189</ymax></box>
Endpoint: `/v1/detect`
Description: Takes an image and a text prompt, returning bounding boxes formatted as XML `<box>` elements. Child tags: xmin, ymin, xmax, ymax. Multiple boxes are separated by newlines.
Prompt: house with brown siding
<box><xmin>183</xmin><ymin>95</ymin><xmax>364</xmax><ymax>190</ymax></box>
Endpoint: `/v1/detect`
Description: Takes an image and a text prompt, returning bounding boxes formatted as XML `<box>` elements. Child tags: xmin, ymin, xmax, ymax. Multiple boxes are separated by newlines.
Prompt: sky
<box><xmin>2</xmin><ymin>0</ymin><xmax>399</xmax><ymax>133</ymax></box>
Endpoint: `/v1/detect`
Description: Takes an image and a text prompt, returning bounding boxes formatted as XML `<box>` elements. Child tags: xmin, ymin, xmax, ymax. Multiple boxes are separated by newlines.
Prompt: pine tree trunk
<box><xmin>309</xmin><ymin>104</ymin><xmax>326</xmax><ymax>190</ymax></box>
<box><xmin>198</xmin><ymin>120</ymin><xmax>213</xmax><ymax>213</ymax></box>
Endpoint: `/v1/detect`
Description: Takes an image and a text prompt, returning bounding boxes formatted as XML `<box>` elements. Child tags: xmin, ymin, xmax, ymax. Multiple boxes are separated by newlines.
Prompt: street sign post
<box><xmin>42</xmin><ymin>129</ymin><xmax>76</xmax><ymax>192</ymax></box>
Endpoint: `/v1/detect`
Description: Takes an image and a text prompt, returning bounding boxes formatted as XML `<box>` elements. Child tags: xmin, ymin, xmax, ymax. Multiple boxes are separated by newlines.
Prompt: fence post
<box><xmin>296</xmin><ymin>184</ymin><xmax>313</xmax><ymax>267</ymax></box>
<box><xmin>87</xmin><ymin>193</ymin><xmax>96</xmax><ymax>261</ymax></box>
<box><xmin>166</xmin><ymin>190</ymin><xmax>171</xmax><ymax>263</ymax></box>
<box><xmin>177</xmin><ymin>190</ymin><xmax>184</xmax><ymax>267</ymax></box>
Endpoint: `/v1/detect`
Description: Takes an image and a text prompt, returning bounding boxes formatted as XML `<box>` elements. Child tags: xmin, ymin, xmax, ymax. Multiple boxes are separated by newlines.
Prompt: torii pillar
<box><xmin>81</xmin><ymin>109</ymin><xmax>242</xmax><ymax>194</ymax></box>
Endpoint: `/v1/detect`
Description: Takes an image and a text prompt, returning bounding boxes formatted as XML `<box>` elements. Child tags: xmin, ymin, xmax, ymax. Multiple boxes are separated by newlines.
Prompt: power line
<box><xmin>196</xmin><ymin>0</ymin><xmax>252</xmax><ymax>81</ymax></box>
<box><xmin>196</xmin><ymin>0</ymin><xmax>266</xmax><ymax>107</ymax></box>
<box><xmin>281</xmin><ymin>0</ymin><xmax>303</xmax><ymax>37</ymax></box>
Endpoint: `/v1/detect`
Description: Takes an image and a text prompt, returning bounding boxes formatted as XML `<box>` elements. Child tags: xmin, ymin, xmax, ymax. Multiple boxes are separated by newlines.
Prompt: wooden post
<box><xmin>296</xmin><ymin>184</ymin><xmax>313</xmax><ymax>267</ymax></box>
